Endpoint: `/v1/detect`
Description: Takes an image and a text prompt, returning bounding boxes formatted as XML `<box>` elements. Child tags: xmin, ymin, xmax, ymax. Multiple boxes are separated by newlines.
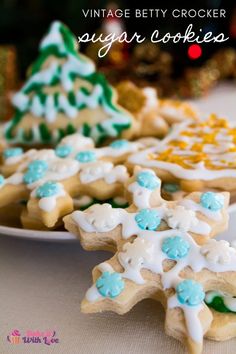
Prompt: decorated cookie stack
<box><xmin>0</xmin><ymin>134</ymin><xmax>145</xmax><ymax>229</ymax></box>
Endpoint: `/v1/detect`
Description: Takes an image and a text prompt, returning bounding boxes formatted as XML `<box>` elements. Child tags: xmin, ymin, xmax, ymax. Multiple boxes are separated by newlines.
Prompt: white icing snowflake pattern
<box><xmin>119</xmin><ymin>238</ymin><xmax>154</xmax><ymax>268</ymax></box>
<box><xmin>33</xmin><ymin>149</ymin><xmax>56</xmax><ymax>161</ymax></box>
<box><xmin>85</xmin><ymin>204</ymin><xmax>121</xmax><ymax>232</ymax></box>
<box><xmin>166</xmin><ymin>205</ymin><xmax>198</xmax><ymax>231</ymax></box>
<box><xmin>201</xmin><ymin>239</ymin><xmax>236</xmax><ymax>265</ymax></box>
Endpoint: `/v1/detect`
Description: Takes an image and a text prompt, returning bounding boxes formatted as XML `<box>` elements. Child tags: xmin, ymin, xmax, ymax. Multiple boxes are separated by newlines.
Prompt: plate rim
<box><xmin>0</xmin><ymin>224</ymin><xmax>76</xmax><ymax>241</ymax></box>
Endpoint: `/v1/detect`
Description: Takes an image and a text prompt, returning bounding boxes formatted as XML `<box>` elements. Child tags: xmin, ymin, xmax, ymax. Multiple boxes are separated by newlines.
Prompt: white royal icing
<box><xmin>76</xmin><ymin>84</ymin><xmax>102</xmax><ymax>109</ymax></box>
<box><xmin>40</xmin><ymin>21</ymin><xmax>95</xmax><ymax>75</ymax></box>
<box><xmin>16</xmin><ymin>149</ymin><xmax>56</xmax><ymax>171</ymax></box>
<box><xmin>95</xmin><ymin>142</ymin><xmax>143</xmax><ymax>159</ymax></box>
<box><xmin>48</xmin><ymin>158</ymin><xmax>79</xmax><ymax>176</ymax></box>
<box><xmin>5</xmin><ymin>173</ymin><xmax>24</xmax><ymax>186</ymax></box>
<box><xmin>3</xmin><ymin>156</ymin><xmax>80</xmax><ymax>192</ymax></box>
<box><xmin>178</xmin><ymin>198</ymin><xmax>222</xmax><ymax>222</ymax></box>
<box><xmin>58</xmin><ymin>93</ymin><xmax>77</xmax><ymax>118</ymax></box>
<box><xmin>31</xmin><ymin>95</ymin><xmax>44</xmax><ymax>117</ymax></box>
<box><xmin>59</xmin><ymin>133</ymin><xmax>94</xmax><ymax>150</ymax></box>
<box><xmin>127</xmin><ymin>169</ymin><xmax>161</xmax><ymax>209</ymax></box>
<box><xmin>168</xmin><ymin>295</ymin><xmax>203</xmax><ymax>343</ymax></box>
<box><xmin>31</xmin><ymin>182</ymin><xmax>66</xmax><ymax>212</ymax></box>
<box><xmin>4</xmin><ymin>154</ymin><xmax>24</xmax><ymax>166</ymax></box>
<box><xmin>58</xmin><ymin>134</ymin><xmax>142</xmax><ymax>161</ymax></box>
<box><xmin>85</xmin><ymin>262</ymin><xmax>116</xmax><ymax>302</ymax></box>
<box><xmin>79</xmin><ymin>161</ymin><xmax>128</xmax><ymax>185</ymax></box>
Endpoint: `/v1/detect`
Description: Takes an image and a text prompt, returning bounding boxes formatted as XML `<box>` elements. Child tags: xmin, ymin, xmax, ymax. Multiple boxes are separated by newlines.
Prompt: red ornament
<box><xmin>188</xmin><ymin>44</ymin><xmax>202</xmax><ymax>60</ymax></box>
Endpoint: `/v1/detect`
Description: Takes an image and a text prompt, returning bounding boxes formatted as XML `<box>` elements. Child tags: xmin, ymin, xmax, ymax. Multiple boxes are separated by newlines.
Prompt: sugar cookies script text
<box><xmin>78</xmin><ymin>24</ymin><xmax>229</xmax><ymax>58</ymax></box>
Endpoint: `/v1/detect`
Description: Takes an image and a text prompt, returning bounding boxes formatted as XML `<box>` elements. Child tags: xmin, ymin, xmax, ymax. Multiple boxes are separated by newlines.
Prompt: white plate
<box><xmin>216</xmin><ymin>204</ymin><xmax>236</xmax><ymax>243</ymax></box>
<box><xmin>0</xmin><ymin>206</ymin><xmax>235</xmax><ymax>242</ymax></box>
<box><xmin>0</xmin><ymin>225</ymin><xmax>76</xmax><ymax>241</ymax></box>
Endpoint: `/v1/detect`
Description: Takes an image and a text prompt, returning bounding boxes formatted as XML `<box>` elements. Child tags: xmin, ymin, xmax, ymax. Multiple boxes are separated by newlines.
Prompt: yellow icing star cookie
<box><xmin>128</xmin><ymin>114</ymin><xmax>236</xmax><ymax>193</ymax></box>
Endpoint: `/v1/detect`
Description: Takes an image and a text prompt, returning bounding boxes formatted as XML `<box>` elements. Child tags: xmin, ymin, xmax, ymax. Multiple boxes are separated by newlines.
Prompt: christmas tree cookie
<box><xmin>4</xmin><ymin>21</ymin><xmax>134</xmax><ymax>146</ymax></box>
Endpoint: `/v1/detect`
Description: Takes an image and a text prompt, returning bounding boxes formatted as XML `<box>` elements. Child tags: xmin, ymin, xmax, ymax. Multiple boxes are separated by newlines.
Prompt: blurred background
<box><xmin>0</xmin><ymin>0</ymin><xmax>235</xmax><ymax>118</ymax></box>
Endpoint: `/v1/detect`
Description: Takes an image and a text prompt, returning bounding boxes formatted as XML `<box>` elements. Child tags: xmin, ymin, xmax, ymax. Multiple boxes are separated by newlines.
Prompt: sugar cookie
<box><xmin>128</xmin><ymin>114</ymin><xmax>236</xmax><ymax>193</ymax></box>
<box><xmin>0</xmin><ymin>134</ymin><xmax>143</xmax><ymax>228</ymax></box>
<box><xmin>64</xmin><ymin>167</ymin><xmax>233</xmax><ymax>354</ymax></box>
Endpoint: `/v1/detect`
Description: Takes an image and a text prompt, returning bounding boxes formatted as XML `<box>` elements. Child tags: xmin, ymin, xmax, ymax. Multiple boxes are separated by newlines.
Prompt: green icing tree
<box><xmin>5</xmin><ymin>21</ymin><xmax>131</xmax><ymax>145</ymax></box>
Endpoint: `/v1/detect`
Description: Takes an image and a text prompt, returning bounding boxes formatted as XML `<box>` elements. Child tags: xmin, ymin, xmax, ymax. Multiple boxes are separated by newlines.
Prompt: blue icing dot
<box><xmin>176</xmin><ymin>279</ymin><xmax>205</xmax><ymax>307</ymax></box>
<box><xmin>163</xmin><ymin>183</ymin><xmax>180</xmax><ymax>193</ymax></box>
<box><xmin>75</xmin><ymin>150</ymin><xmax>96</xmax><ymax>163</ymax></box>
<box><xmin>136</xmin><ymin>171</ymin><xmax>160</xmax><ymax>190</ymax></box>
<box><xmin>0</xmin><ymin>174</ymin><xmax>4</xmax><ymax>185</ymax></box>
<box><xmin>135</xmin><ymin>209</ymin><xmax>161</xmax><ymax>231</ymax></box>
<box><xmin>200</xmin><ymin>192</ymin><xmax>224</xmax><ymax>211</ymax></box>
<box><xmin>23</xmin><ymin>170</ymin><xmax>46</xmax><ymax>185</ymax></box>
<box><xmin>96</xmin><ymin>271</ymin><xmax>124</xmax><ymax>299</ymax></box>
<box><xmin>36</xmin><ymin>181</ymin><xmax>60</xmax><ymax>198</ymax></box>
<box><xmin>110</xmin><ymin>139</ymin><xmax>129</xmax><ymax>149</ymax></box>
<box><xmin>55</xmin><ymin>145</ymin><xmax>73</xmax><ymax>158</ymax></box>
<box><xmin>162</xmin><ymin>236</ymin><xmax>190</xmax><ymax>260</ymax></box>
<box><xmin>3</xmin><ymin>147</ymin><xmax>23</xmax><ymax>159</ymax></box>
<box><xmin>28</xmin><ymin>160</ymin><xmax>48</xmax><ymax>173</ymax></box>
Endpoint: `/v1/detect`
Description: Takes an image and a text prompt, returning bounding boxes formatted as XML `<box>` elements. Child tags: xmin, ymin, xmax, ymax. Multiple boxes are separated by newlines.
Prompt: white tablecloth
<box><xmin>1</xmin><ymin>83</ymin><xmax>236</xmax><ymax>354</ymax></box>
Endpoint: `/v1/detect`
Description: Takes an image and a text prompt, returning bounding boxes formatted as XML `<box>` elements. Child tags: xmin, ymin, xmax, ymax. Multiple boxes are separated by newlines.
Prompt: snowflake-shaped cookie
<box><xmin>0</xmin><ymin>134</ymin><xmax>144</xmax><ymax>229</ymax></box>
<box><xmin>64</xmin><ymin>167</ymin><xmax>232</xmax><ymax>354</ymax></box>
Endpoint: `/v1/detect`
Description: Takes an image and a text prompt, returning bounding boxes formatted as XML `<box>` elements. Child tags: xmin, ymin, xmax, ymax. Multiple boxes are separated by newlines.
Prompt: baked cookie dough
<box><xmin>64</xmin><ymin>167</ymin><xmax>235</xmax><ymax>354</ymax></box>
